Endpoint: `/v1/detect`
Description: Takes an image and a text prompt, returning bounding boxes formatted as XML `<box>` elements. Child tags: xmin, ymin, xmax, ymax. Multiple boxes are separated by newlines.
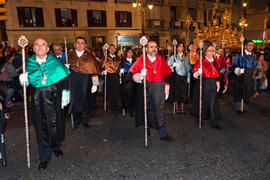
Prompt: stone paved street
<box><xmin>1</xmin><ymin>92</ymin><xmax>270</xmax><ymax>179</ymax></box>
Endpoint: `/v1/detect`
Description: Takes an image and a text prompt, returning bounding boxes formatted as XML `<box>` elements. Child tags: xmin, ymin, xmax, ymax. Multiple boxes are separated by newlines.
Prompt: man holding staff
<box><xmin>129</xmin><ymin>41</ymin><xmax>173</xmax><ymax>141</ymax></box>
<box><xmin>68</xmin><ymin>37</ymin><xmax>99</xmax><ymax>129</ymax></box>
<box><xmin>233</xmin><ymin>39</ymin><xmax>256</xmax><ymax>113</ymax></box>
<box><xmin>19</xmin><ymin>38</ymin><xmax>70</xmax><ymax>169</ymax></box>
<box><xmin>100</xmin><ymin>44</ymin><xmax>121</xmax><ymax>111</ymax></box>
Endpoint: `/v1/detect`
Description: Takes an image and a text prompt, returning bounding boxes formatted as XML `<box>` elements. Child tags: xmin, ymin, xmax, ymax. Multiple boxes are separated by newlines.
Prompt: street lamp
<box><xmin>132</xmin><ymin>0</ymin><xmax>153</xmax><ymax>36</ymax></box>
<box><xmin>242</xmin><ymin>1</ymin><xmax>247</xmax><ymax>18</ymax></box>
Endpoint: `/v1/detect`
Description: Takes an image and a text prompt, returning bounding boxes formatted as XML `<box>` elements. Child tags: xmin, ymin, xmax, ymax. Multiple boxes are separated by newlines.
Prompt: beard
<box><xmin>149</xmin><ymin>50</ymin><xmax>157</xmax><ymax>56</ymax></box>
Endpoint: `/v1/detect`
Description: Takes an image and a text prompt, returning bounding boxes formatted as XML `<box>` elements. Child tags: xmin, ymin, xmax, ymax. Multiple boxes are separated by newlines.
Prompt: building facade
<box><xmin>5</xmin><ymin>0</ymin><xmax>243</xmax><ymax>48</ymax></box>
<box><xmin>245</xmin><ymin>0</ymin><xmax>270</xmax><ymax>46</ymax></box>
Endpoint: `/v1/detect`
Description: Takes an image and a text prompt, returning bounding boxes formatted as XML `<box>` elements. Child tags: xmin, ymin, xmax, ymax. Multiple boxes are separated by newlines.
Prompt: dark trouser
<box><xmin>31</xmin><ymin>83</ymin><xmax>64</xmax><ymax>162</ymax></box>
<box><xmin>234</xmin><ymin>68</ymin><xmax>253</xmax><ymax>104</ymax></box>
<box><xmin>192</xmin><ymin>78</ymin><xmax>221</xmax><ymax>125</ymax></box>
<box><xmin>70</xmin><ymin>72</ymin><xmax>92</xmax><ymax>126</ymax></box>
<box><xmin>122</xmin><ymin>80</ymin><xmax>135</xmax><ymax>109</ymax></box>
<box><xmin>174</xmin><ymin>75</ymin><xmax>188</xmax><ymax>103</ymax></box>
<box><xmin>146</xmin><ymin>81</ymin><xmax>167</xmax><ymax>138</ymax></box>
<box><xmin>107</xmin><ymin>73</ymin><xmax>120</xmax><ymax>109</ymax></box>
<box><xmin>38</xmin><ymin>145</ymin><xmax>60</xmax><ymax>162</ymax></box>
<box><xmin>135</xmin><ymin>84</ymin><xmax>144</xmax><ymax>127</ymax></box>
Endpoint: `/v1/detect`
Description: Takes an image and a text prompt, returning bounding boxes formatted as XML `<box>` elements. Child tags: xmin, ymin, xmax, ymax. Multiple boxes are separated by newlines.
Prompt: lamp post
<box><xmin>242</xmin><ymin>1</ymin><xmax>247</xmax><ymax>17</ymax></box>
<box><xmin>132</xmin><ymin>0</ymin><xmax>153</xmax><ymax>36</ymax></box>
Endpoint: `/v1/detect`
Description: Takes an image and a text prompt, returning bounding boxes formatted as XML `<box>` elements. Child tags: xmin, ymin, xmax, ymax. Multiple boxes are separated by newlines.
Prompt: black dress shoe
<box><xmin>129</xmin><ymin>109</ymin><xmax>134</xmax><ymax>117</ymax></box>
<box><xmin>160</xmin><ymin>135</ymin><xmax>173</xmax><ymax>142</ymax></box>
<box><xmin>83</xmin><ymin>124</ymin><xmax>90</xmax><ymax>129</ymax></box>
<box><xmin>38</xmin><ymin>161</ymin><xmax>48</xmax><ymax>170</ymax></box>
<box><xmin>54</xmin><ymin>149</ymin><xmax>63</xmax><ymax>157</ymax></box>
<box><xmin>236</xmin><ymin>110</ymin><xmax>242</xmax><ymax>114</ymax></box>
<box><xmin>211</xmin><ymin>125</ymin><xmax>222</xmax><ymax>130</ymax></box>
<box><xmin>72</xmin><ymin>124</ymin><xmax>80</xmax><ymax>130</ymax></box>
<box><xmin>196</xmin><ymin>120</ymin><xmax>205</xmax><ymax>125</ymax></box>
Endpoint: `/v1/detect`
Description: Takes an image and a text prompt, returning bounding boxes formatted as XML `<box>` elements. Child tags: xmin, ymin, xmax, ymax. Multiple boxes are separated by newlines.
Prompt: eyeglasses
<box><xmin>207</xmin><ymin>50</ymin><xmax>215</xmax><ymax>52</ymax></box>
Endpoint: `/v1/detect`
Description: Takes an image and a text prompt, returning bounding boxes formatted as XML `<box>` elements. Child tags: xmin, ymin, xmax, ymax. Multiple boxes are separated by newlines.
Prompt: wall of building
<box><xmin>5</xmin><ymin>0</ymin><xmax>243</xmax><ymax>48</ymax></box>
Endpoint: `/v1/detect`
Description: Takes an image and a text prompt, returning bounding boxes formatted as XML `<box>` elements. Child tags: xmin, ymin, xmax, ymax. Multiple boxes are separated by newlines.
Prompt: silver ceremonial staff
<box><xmin>198</xmin><ymin>40</ymin><xmax>204</xmax><ymax>129</ymax></box>
<box><xmin>18</xmin><ymin>35</ymin><xmax>31</xmax><ymax>169</ymax></box>
<box><xmin>64</xmin><ymin>37</ymin><xmax>74</xmax><ymax>129</ymax></box>
<box><xmin>172</xmin><ymin>39</ymin><xmax>177</xmax><ymax>115</ymax></box>
<box><xmin>103</xmin><ymin>43</ymin><xmax>109</xmax><ymax>111</ymax></box>
<box><xmin>240</xmin><ymin>35</ymin><xmax>245</xmax><ymax>112</ymax></box>
<box><xmin>188</xmin><ymin>44</ymin><xmax>192</xmax><ymax>99</ymax></box>
<box><xmin>119</xmin><ymin>42</ymin><xmax>125</xmax><ymax>116</ymax></box>
<box><xmin>140</xmin><ymin>36</ymin><xmax>148</xmax><ymax>147</ymax></box>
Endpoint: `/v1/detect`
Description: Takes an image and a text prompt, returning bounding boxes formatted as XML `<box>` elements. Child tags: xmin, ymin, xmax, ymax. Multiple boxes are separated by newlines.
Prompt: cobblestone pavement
<box><xmin>1</xmin><ymin>92</ymin><xmax>270</xmax><ymax>180</ymax></box>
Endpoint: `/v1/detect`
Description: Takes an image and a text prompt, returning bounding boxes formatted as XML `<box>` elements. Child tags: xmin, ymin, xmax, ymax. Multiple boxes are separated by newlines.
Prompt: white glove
<box><xmin>173</xmin><ymin>62</ymin><xmax>177</xmax><ymax>68</ymax></box>
<box><xmin>240</xmin><ymin>68</ymin><xmax>245</xmax><ymax>74</ymax></box>
<box><xmin>222</xmin><ymin>86</ymin><xmax>228</xmax><ymax>94</ymax></box>
<box><xmin>101</xmin><ymin>70</ymin><xmax>107</xmax><ymax>76</ymax></box>
<box><xmin>65</xmin><ymin>64</ymin><xmax>70</xmax><ymax>69</ymax></box>
<box><xmin>19</xmin><ymin>72</ymin><xmax>29</xmax><ymax>87</ymax></box>
<box><xmin>234</xmin><ymin>67</ymin><xmax>240</xmax><ymax>76</ymax></box>
<box><xmin>165</xmin><ymin>84</ymin><xmax>170</xmax><ymax>100</ymax></box>
<box><xmin>193</xmin><ymin>71</ymin><xmax>199</xmax><ymax>79</ymax></box>
<box><xmin>61</xmin><ymin>89</ymin><xmax>70</xmax><ymax>109</ymax></box>
<box><xmin>198</xmin><ymin>68</ymin><xmax>203</xmax><ymax>75</ymax></box>
<box><xmin>141</xmin><ymin>68</ymin><xmax>147</xmax><ymax>77</ymax></box>
<box><xmin>216</xmin><ymin>82</ymin><xmax>220</xmax><ymax>92</ymax></box>
<box><xmin>120</xmin><ymin>68</ymin><xmax>124</xmax><ymax>74</ymax></box>
<box><xmin>133</xmin><ymin>73</ymin><xmax>142</xmax><ymax>83</ymax></box>
<box><xmin>91</xmin><ymin>85</ymin><xmax>97</xmax><ymax>93</ymax></box>
<box><xmin>220</xmin><ymin>68</ymin><xmax>226</xmax><ymax>74</ymax></box>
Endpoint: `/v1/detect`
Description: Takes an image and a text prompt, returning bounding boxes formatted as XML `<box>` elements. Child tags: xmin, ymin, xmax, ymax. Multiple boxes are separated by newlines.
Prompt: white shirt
<box><xmin>178</xmin><ymin>53</ymin><xmax>183</xmax><ymax>60</ymax></box>
<box><xmin>216</xmin><ymin>54</ymin><xmax>220</xmax><ymax>59</ymax></box>
<box><xmin>126</xmin><ymin>58</ymin><xmax>132</xmax><ymax>63</ymax></box>
<box><xmin>147</xmin><ymin>55</ymin><xmax>156</xmax><ymax>63</ymax></box>
<box><xmin>56</xmin><ymin>55</ymin><xmax>62</xmax><ymax>58</ymax></box>
<box><xmin>76</xmin><ymin>50</ymin><xmax>84</xmax><ymax>57</ymax></box>
<box><xmin>36</xmin><ymin>55</ymin><xmax>47</xmax><ymax>65</ymax></box>
<box><xmin>206</xmin><ymin>57</ymin><xmax>214</xmax><ymax>63</ymax></box>
<box><xmin>245</xmin><ymin>49</ymin><xmax>252</xmax><ymax>55</ymax></box>
<box><xmin>110</xmin><ymin>54</ymin><xmax>116</xmax><ymax>58</ymax></box>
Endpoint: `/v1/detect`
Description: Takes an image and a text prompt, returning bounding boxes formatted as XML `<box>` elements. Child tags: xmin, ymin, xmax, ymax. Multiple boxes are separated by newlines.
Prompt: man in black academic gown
<box><xmin>19</xmin><ymin>38</ymin><xmax>70</xmax><ymax>170</ymax></box>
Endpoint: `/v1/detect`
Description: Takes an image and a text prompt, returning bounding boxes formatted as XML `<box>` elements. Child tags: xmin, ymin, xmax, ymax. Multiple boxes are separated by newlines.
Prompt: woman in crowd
<box><xmin>192</xmin><ymin>41</ymin><xmax>221</xmax><ymax>129</ymax></box>
<box><xmin>253</xmin><ymin>51</ymin><xmax>268</xmax><ymax>96</ymax></box>
<box><xmin>118</xmin><ymin>47</ymin><xmax>136</xmax><ymax>116</ymax></box>
<box><xmin>167</xmin><ymin>41</ymin><xmax>191</xmax><ymax>113</ymax></box>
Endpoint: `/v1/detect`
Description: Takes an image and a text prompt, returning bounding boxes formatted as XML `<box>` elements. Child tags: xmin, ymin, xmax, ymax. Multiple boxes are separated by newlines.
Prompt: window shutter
<box><xmin>128</xmin><ymin>12</ymin><xmax>132</xmax><ymax>27</ymax></box>
<box><xmin>115</xmin><ymin>11</ymin><xmax>119</xmax><ymax>27</ymax></box>
<box><xmin>55</xmin><ymin>8</ymin><xmax>62</xmax><ymax>27</ymax></box>
<box><xmin>87</xmin><ymin>10</ymin><xmax>92</xmax><ymax>27</ymax></box>
<box><xmin>17</xmin><ymin>7</ymin><xmax>24</xmax><ymax>26</ymax></box>
<box><xmin>71</xmin><ymin>9</ymin><xmax>78</xmax><ymax>26</ymax></box>
<box><xmin>101</xmin><ymin>10</ymin><xmax>106</xmax><ymax>27</ymax></box>
<box><xmin>36</xmin><ymin>8</ymin><xmax>44</xmax><ymax>27</ymax></box>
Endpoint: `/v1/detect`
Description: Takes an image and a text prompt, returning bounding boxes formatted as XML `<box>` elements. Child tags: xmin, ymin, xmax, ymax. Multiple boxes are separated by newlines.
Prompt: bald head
<box><xmin>33</xmin><ymin>38</ymin><xmax>49</xmax><ymax>59</ymax></box>
<box><xmin>53</xmin><ymin>44</ymin><xmax>63</xmax><ymax>56</ymax></box>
